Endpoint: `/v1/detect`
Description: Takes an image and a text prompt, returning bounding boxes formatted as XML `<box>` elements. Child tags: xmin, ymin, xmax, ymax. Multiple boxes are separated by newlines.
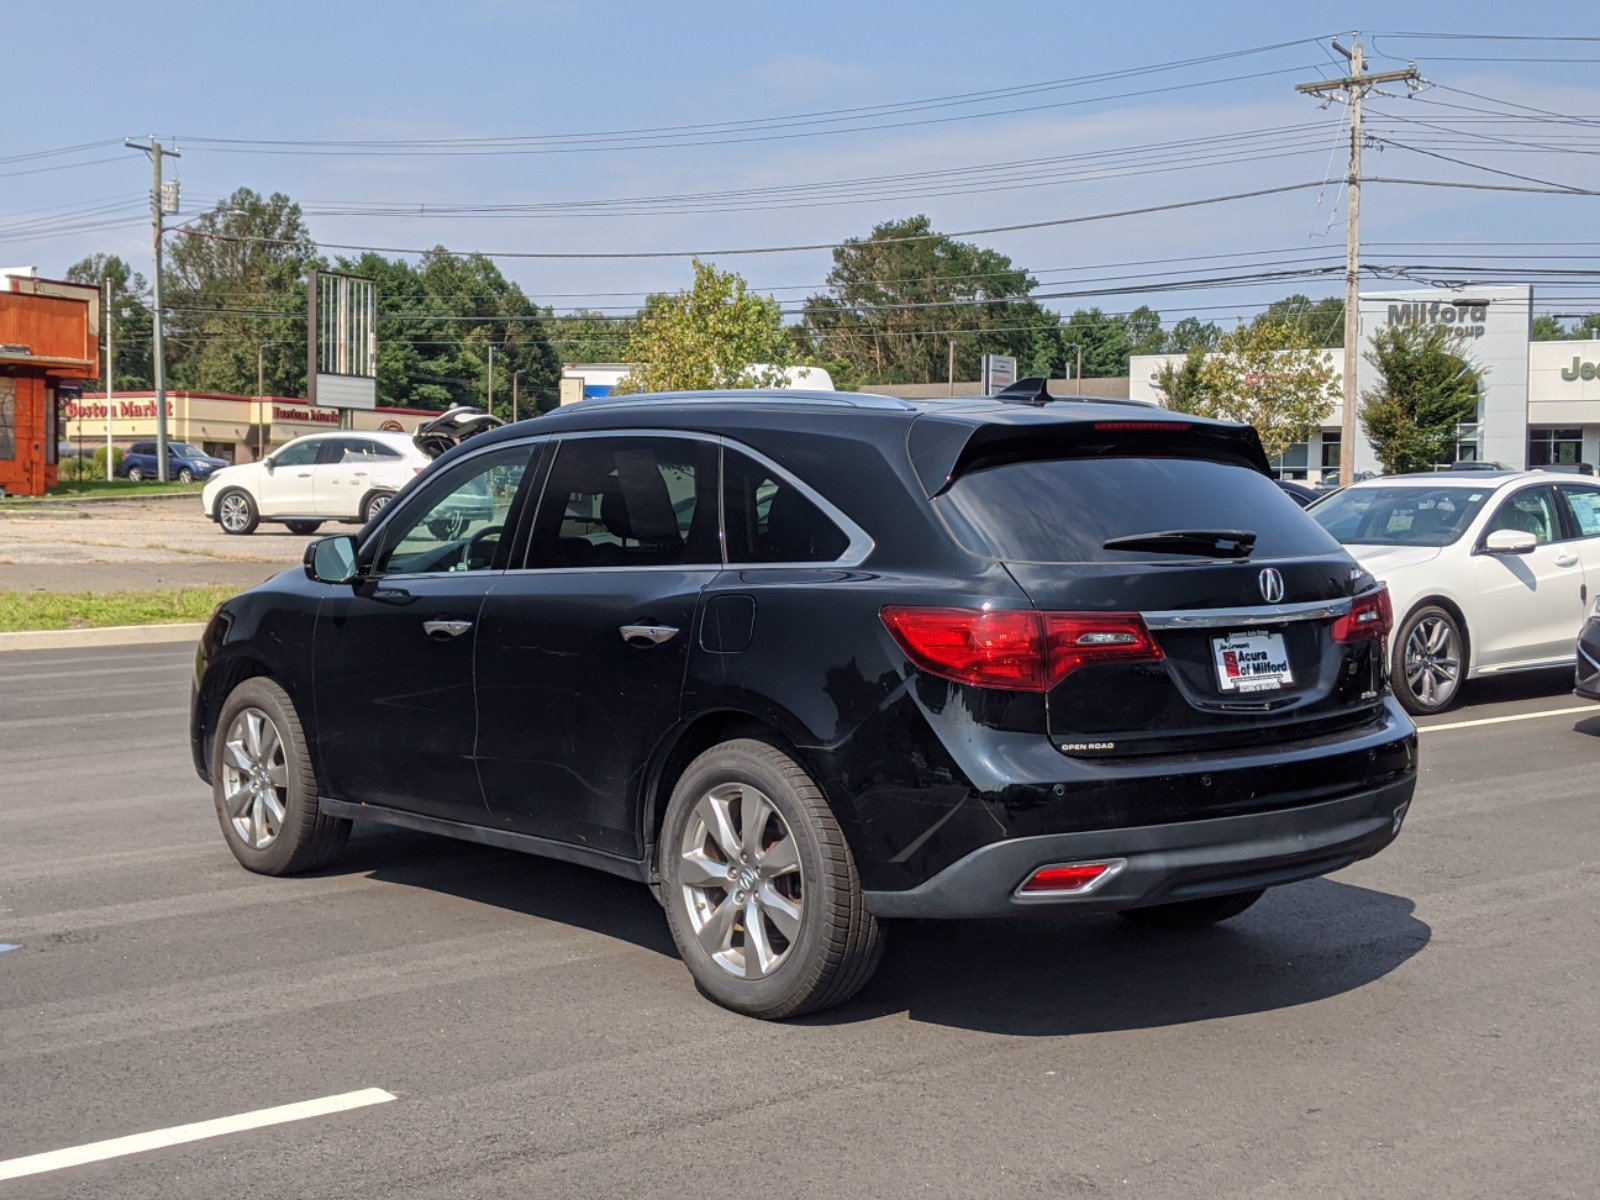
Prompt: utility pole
<box><xmin>947</xmin><ymin>340</ymin><xmax>956</xmax><ymax>397</ymax></box>
<box><xmin>124</xmin><ymin>136</ymin><xmax>180</xmax><ymax>481</ymax></box>
<box><xmin>511</xmin><ymin>369</ymin><xmax>522</xmax><ymax>423</ymax></box>
<box><xmin>103</xmin><ymin>276</ymin><xmax>115</xmax><ymax>480</ymax></box>
<box><xmin>1297</xmin><ymin>38</ymin><xmax>1418</xmax><ymax>487</ymax></box>
<box><xmin>486</xmin><ymin>342</ymin><xmax>495</xmax><ymax>416</ymax></box>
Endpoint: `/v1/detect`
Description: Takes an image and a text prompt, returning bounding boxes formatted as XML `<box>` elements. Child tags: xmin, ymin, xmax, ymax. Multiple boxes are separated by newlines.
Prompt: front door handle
<box><xmin>1555</xmin><ymin>552</ymin><xmax>1580</xmax><ymax>567</ymax></box>
<box><xmin>620</xmin><ymin>624</ymin><xmax>679</xmax><ymax>647</ymax></box>
<box><xmin>423</xmin><ymin>619</ymin><xmax>473</xmax><ymax>640</ymax></box>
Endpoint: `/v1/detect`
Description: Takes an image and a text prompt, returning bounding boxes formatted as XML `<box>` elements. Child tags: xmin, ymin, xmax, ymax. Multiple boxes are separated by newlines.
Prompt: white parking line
<box><xmin>1418</xmin><ymin>704</ymin><xmax>1600</xmax><ymax>734</ymax></box>
<box><xmin>0</xmin><ymin>1088</ymin><xmax>395</xmax><ymax>1183</ymax></box>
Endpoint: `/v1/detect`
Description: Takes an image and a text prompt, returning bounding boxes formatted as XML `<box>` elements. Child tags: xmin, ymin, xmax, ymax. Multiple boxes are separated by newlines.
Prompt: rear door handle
<box><xmin>423</xmin><ymin>619</ymin><xmax>473</xmax><ymax>640</ymax></box>
<box><xmin>620</xmin><ymin>624</ymin><xmax>679</xmax><ymax>647</ymax></box>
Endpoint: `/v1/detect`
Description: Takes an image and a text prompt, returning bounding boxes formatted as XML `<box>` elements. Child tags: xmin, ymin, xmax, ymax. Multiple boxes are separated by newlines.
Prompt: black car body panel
<box><xmin>192</xmin><ymin>390</ymin><xmax>1416</xmax><ymax>917</ymax></box>
<box><xmin>1578</xmin><ymin>614</ymin><xmax>1600</xmax><ymax>699</ymax></box>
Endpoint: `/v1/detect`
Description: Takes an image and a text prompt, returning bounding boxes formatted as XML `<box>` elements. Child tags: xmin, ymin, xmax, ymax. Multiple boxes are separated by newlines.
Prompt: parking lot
<box><xmin>1</xmin><ymin>643</ymin><xmax>1594</xmax><ymax>1198</ymax></box>
<box><xmin>0</xmin><ymin>496</ymin><xmax>318</xmax><ymax>594</ymax></box>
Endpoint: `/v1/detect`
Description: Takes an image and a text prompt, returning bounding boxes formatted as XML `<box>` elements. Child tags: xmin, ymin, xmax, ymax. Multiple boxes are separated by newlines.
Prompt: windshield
<box><xmin>1311</xmin><ymin>485</ymin><xmax>1491</xmax><ymax>547</ymax></box>
<box><xmin>934</xmin><ymin>456</ymin><xmax>1341</xmax><ymax>563</ymax></box>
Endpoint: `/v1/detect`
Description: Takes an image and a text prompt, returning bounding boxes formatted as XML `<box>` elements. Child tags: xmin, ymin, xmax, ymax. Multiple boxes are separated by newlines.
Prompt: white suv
<box><xmin>202</xmin><ymin>432</ymin><xmax>427</xmax><ymax>536</ymax></box>
<box><xmin>1311</xmin><ymin>470</ymin><xmax>1600</xmax><ymax>713</ymax></box>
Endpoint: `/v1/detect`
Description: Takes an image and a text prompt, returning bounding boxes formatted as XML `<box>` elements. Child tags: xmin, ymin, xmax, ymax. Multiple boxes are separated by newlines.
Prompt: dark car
<box><xmin>1578</xmin><ymin>611</ymin><xmax>1600</xmax><ymax>699</ymax></box>
<box><xmin>1275</xmin><ymin>479</ymin><xmax>1321</xmax><ymax>507</ymax></box>
<box><xmin>190</xmin><ymin>390</ymin><xmax>1417</xmax><ymax>1019</ymax></box>
<box><xmin>121</xmin><ymin>440</ymin><xmax>229</xmax><ymax>483</ymax></box>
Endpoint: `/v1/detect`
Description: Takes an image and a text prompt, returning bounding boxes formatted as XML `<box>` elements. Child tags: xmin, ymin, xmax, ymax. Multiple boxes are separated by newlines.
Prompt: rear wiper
<box><xmin>1101</xmin><ymin>529</ymin><xmax>1257</xmax><ymax>558</ymax></box>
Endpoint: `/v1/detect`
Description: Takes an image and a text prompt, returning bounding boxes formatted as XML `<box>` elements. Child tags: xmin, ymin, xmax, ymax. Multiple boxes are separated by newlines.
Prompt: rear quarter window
<box><xmin>934</xmin><ymin>456</ymin><xmax>1341</xmax><ymax>563</ymax></box>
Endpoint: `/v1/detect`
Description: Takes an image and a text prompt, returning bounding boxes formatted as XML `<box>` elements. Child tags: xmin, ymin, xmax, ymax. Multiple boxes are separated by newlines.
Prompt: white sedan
<box><xmin>202</xmin><ymin>431</ymin><xmax>427</xmax><ymax>536</ymax></box>
<box><xmin>1310</xmin><ymin>471</ymin><xmax>1600</xmax><ymax>713</ymax></box>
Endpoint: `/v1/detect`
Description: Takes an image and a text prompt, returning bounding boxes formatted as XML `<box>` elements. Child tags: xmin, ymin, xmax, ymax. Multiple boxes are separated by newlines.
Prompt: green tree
<box><xmin>1177</xmin><ymin>319</ymin><xmax>1340</xmax><ymax>460</ymax></box>
<box><xmin>1165</xmin><ymin>315</ymin><xmax>1222</xmax><ymax>353</ymax></box>
<box><xmin>550</xmin><ymin>309</ymin><xmax>635</xmax><ymax>366</ymax></box>
<box><xmin>65</xmin><ymin>253</ymin><xmax>153</xmax><ymax>390</ymax></box>
<box><xmin>164</xmin><ymin>188</ymin><xmax>320</xmax><ymax>396</ymax></box>
<box><xmin>612</xmin><ymin>260</ymin><xmax>791</xmax><ymax>395</ymax></box>
<box><xmin>1533</xmin><ymin>313</ymin><xmax>1600</xmax><ymax>340</ymax></box>
<box><xmin>1254</xmin><ymin>294</ymin><xmax>1344</xmax><ymax>347</ymax></box>
<box><xmin>1150</xmin><ymin>346</ymin><xmax>1209</xmax><ymax>412</ymax></box>
<box><xmin>799</xmin><ymin>214</ymin><xmax>1054</xmax><ymax>384</ymax></box>
<box><xmin>1359</xmin><ymin>325</ymin><xmax>1484</xmax><ymax>474</ymax></box>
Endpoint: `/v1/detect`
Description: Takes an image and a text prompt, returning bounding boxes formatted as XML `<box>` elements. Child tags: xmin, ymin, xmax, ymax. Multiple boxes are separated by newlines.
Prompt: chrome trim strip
<box><xmin>1476</xmin><ymin>655</ymin><xmax>1577</xmax><ymax>676</ymax></box>
<box><xmin>1141</xmin><ymin>597</ymin><xmax>1353</xmax><ymax>630</ymax></box>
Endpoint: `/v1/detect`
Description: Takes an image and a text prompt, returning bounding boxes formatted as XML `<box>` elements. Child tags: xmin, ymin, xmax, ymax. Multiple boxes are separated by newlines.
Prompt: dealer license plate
<box><xmin>1212</xmin><ymin>630</ymin><xmax>1293</xmax><ymax>693</ymax></box>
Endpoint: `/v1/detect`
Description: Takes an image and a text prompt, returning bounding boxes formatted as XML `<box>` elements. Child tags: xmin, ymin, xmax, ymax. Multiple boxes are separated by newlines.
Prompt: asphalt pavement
<box><xmin>1</xmin><ymin>644</ymin><xmax>1596</xmax><ymax>1198</ymax></box>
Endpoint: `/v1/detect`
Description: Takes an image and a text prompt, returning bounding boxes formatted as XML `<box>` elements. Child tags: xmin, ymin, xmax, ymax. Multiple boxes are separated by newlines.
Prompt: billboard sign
<box><xmin>307</xmin><ymin>270</ymin><xmax>377</xmax><ymax>411</ymax></box>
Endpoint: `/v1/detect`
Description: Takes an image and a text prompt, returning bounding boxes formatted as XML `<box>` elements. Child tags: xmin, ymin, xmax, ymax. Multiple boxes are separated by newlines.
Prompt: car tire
<box><xmin>361</xmin><ymin>491</ymin><xmax>394</xmax><ymax>524</ymax></box>
<box><xmin>177</xmin><ymin>467</ymin><xmax>195</xmax><ymax>483</ymax></box>
<box><xmin>1118</xmin><ymin>887</ymin><xmax>1266</xmax><ymax>929</ymax></box>
<box><xmin>127</xmin><ymin>465</ymin><xmax>144</xmax><ymax>483</ymax></box>
<box><xmin>211</xmin><ymin>677</ymin><xmax>350</xmax><ymax>876</ymax></box>
<box><xmin>285</xmin><ymin>520</ymin><xmax>322</xmax><ymax>536</ymax></box>
<box><xmin>660</xmin><ymin>738</ymin><xmax>884</xmax><ymax>1019</ymax></box>
<box><xmin>216</xmin><ymin>488</ymin><xmax>259</xmax><ymax>536</ymax></box>
<box><xmin>1392</xmin><ymin>604</ymin><xmax>1464</xmax><ymax>716</ymax></box>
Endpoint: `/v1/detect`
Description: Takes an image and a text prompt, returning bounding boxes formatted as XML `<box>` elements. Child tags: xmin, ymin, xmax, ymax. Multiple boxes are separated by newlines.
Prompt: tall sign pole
<box><xmin>1297</xmin><ymin>40</ymin><xmax>1418</xmax><ymax>486</ymax></box>
<box><xmin>124</xmin><ymin>136</ymin><xmax>180</xmax><ymax>481</ymax></box>
<box><xmin>104</xmin><ymin>275</ymin><xmax>115</xmax><ymax>480</ymax></box>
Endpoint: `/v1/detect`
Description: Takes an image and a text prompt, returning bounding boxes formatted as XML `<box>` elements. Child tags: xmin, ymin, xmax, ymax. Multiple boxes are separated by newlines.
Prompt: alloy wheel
<box><xmin>679</xmin><ymin>783</ymin><xmax>804</xmax><ymax>980</ymax></box>
<box><xmin>220</xmin><ymin>707</ymin><xmax>289</xmax><ymax>849</ymax></box>
<box><xmin>219</xmin><ymin>493</ymin><xmax>251</xmax><ymax>532</ymax></box>
<box><xmin>1405</xmin><ymin>615</ymin><xmax>1460</xmax><ymax>709</ymax></box>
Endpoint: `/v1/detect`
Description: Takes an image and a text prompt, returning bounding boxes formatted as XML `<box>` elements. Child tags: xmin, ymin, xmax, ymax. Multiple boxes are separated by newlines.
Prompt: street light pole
<box><xmin>104</xmin><ymin>275</ymin><xmax>115</xmax><ymax>480</ymax></box>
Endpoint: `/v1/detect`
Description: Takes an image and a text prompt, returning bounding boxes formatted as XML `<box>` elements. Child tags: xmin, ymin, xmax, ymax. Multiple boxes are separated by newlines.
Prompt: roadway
<box><xmin>1</xmin><ymin>643</ymin><xmax>1595</xmax><ymax>1198</ymax></box>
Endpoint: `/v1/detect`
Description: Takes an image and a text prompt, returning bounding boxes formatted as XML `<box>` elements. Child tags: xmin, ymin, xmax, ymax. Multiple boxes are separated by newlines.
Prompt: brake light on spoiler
<box><xmin>881</xmin><ymin>606</ymin><xmax>1164</xmax><ymax>692</ymax></box>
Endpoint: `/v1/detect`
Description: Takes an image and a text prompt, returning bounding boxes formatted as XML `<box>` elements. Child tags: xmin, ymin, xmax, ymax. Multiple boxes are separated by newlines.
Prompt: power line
<box><xmin>169</xmin><ymin>181</ymin><xmax>1331</xmax><ymax>260</ymax></box>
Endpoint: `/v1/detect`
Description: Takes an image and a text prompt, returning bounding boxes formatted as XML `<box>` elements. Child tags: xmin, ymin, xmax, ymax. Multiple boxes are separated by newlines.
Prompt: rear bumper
<box><xmin>863</xmin><ymin>776</ymin><xmax>1414</xmax><ymax>919</ymax></box>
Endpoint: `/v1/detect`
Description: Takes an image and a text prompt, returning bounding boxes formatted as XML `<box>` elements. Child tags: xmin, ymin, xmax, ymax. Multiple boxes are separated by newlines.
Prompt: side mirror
<box><xmin>1482</xmin><ymin>529</ymin><xmax>1537</xmax><ymax>556</ymax></box>
<box><xmin>305</xmin><ymin>534</ymin><xmax>361</xmax><ymax>583</ymax></box>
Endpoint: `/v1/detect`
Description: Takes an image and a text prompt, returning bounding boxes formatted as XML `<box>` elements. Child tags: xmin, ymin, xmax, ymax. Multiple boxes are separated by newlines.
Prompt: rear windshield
<box><xmin>1311</xmin><ymin>485</ymin><xmax>1491</xmax><ymax>547</ymax></box>
<box><xmin>934</xmin><ymin>456</ymin><xmax>1342</xmax><ymax>563</ymax></box>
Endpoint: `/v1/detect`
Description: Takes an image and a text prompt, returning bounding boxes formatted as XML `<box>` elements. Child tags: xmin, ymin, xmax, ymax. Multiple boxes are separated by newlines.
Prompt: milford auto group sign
<box><xmin>1384</xmin><ymin>299</ymin><xmax>1490</xmax><ymax>340</ymax></box>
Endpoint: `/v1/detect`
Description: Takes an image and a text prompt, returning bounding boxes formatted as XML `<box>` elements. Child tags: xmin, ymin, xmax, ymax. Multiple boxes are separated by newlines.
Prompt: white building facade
<box><xmin>1131</xmin><ymin>285</ymin><xmax>1600</xmax><ymax>479</ymax></box>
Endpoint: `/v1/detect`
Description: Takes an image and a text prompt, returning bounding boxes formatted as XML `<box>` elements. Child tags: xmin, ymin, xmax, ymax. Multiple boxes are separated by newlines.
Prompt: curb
<box><xmin>0</xmin><ymin>622</ymin><xmax>205</xmax><ymax>653</ymax></box>
<box><xmin>0</xmin><ymin>490</ymin><xmax>201</xmax><ymax>510</ymax></box>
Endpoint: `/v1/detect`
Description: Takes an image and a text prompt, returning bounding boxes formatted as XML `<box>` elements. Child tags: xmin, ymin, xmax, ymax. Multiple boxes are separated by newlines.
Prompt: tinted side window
<box><xmin>723</xmin><ymin>447</ymin><xmax>850</xmax><ymax>563</ymax></box>
<box><xmin>335</xmin><ymin>438</ymin><xmax>392</xmax><ymax>464</ymax></box>
<box><xmin>526</xmin><ymin>436</ymin><xmax>719</xmax><ymax>569</ymax></box>
<box><xmin>1561</xmin><ymin>486</ymin><xmax>1600</xmax><ymax>538</ymax></box>
<box><xmin>130</xmin><ymin>442</ymin><xmax>153</xmax><ymax>455</ymax></box>
<box><xmin>1485</xmin><ymin>487</ymin><xmax>1560</xmax><ymax>545</ymax></box>
<box><xmin>272</xmin><ymin>440</ymin><xmax>321</xmax><ymax>467</ymax></box>
<box><xmin>375</xmin><ymin>444</ymin><xmax>533</xmax><ymax>575</ymax></box>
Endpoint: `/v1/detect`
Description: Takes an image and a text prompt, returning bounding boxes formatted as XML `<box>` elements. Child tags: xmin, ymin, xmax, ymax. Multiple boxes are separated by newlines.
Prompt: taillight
<box><xmin>1333</xmin><ymin>586</ymin><xmax>1393</xmax><ymax>644</ymax></box>
<box><xmin>881</xmin><ymin>606</ymin><xmax>1163</xmax><ymax>692</ymax></box>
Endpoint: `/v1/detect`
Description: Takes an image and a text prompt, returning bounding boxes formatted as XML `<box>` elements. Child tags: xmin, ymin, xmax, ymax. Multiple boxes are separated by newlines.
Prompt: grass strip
<box><xmin>0</xmin><ymin>585</ymin><xmax>236</xmax><ymax>632</ymax></box>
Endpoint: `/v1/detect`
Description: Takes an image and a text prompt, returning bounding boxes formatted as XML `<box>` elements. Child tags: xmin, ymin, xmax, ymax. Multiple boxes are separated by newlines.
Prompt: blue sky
<box><xmin>7</xmin><ymin>1</ymin><xmax>1600</xmax><ymax>330</ymax></box>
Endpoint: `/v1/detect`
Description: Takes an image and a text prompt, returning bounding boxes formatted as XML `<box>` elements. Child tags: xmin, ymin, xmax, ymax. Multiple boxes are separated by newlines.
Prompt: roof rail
<box><xmin>573</xmin><ymin>389</ymin><xmax>914</xmax><ymax>411</ymax></box>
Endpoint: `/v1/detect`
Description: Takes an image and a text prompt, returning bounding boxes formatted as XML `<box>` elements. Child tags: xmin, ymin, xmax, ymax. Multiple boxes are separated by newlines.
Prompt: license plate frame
<box><xmin>1211</xmin><ymin>629</ymin><xmax>1294</xmax><ymax>694</ymax></box>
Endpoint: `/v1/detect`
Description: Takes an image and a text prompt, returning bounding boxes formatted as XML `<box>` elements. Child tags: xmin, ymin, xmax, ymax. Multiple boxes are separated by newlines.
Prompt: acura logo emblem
<box><xmin>1258</xmin><ymin>567</ymin><xmax>1285</xmax><ymax>604</ymax></box>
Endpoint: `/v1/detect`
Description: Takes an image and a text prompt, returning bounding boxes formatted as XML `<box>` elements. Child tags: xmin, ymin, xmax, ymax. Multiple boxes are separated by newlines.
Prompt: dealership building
<box><xmin>1131</xmin><ymin>285</ymin><xmax>1600</xmax><ymax>479</ymax></box>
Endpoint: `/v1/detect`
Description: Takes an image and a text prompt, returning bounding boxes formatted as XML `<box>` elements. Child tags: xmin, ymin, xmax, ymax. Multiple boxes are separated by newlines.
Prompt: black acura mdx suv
<box><xmin>191</xmin><ymin>387</ymin><xmax>1417</xmax><ymax>1018</ymax></box>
